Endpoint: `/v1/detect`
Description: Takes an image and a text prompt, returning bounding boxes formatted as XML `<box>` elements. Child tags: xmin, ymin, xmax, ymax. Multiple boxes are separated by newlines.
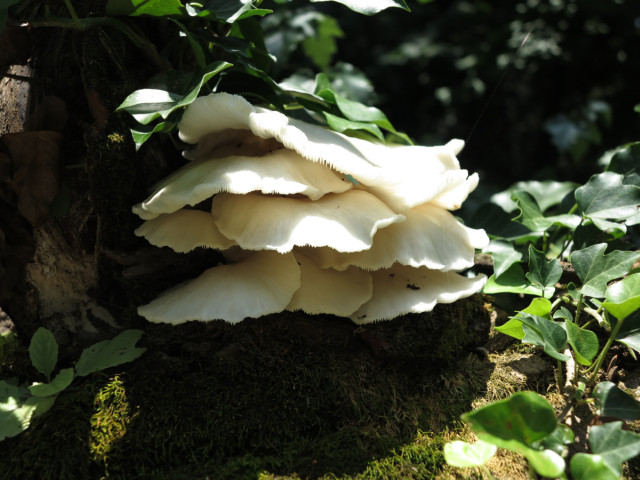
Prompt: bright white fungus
<box><xmin>134</xmin><ymin>93</ymin><xmax>489</xmax><ymax>324</ymax></box>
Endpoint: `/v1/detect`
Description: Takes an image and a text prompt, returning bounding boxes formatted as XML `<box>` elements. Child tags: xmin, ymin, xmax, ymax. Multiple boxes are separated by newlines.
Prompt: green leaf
<box><xmin>309</xmin><ymin>0</ymin><xmax>410</xmax><ymax>15</ymax></box>
<box><xmin>323</xmin><ymin>112</ymin><xmax>384</xmax><ymax>141</ymax></box>
<box><xmin>0</xmin><ymin>395</ymin><xmax>38</xmax><ymax>441</ymax></box>
<box><xmin>512</xmin><ymin>191</ymin><xmax>581</xmax><ymax>232</ymax></box>
<box><xmin>526</xmin><ymin>245</ymin><xmax>562</xmax><ymax>292</ymax></box>
<box><xmin>130</xmin><ymin>121</ymin><xmax>176</xmax><ymax>150</ymax></box>
<box><xmin>565</xmin><ymin>320</ymin><xmax>599</xmax><ymax>366</ymax></box>
<box><xmin>116</xmin><ymin>61</ymin><xmax>233</xmax><ymax>124</ymax></box>
<box><xmin>576</xmin><ymin>172</ymin><xmax>640</xmax><ymax>228</ymax></box>
<box><xmin>539</xmin><ymin>423</ymin><xmax>574</xmax><ymax>456</ymax></box>
<box><xmin>483</xmin><ymin>240</ymin><xmax>523</xmax><ymax>279</ymax></box>
<box><xmin>28</xmin><ymin>368</ymin><xmax>75</xmax><ymax>397</ymax></box>
<box><xmin>614</xmin><ymin>311</ymin><xmax>640</xmax><ymax>354</ymax></box>
<box><xmin>463</xmin><ymin>392</ymin><xmax>565</xmax><ymax>478</ymax></box>
<box><xmin>570</xmin><ymin>243</ymin><xmax>640</xmax><ymax>298</ymax></box>
<box><xmin>75</xmin><ymin>330</ymin><xmax>146</xmax><ymax>377</ymax></box>
<box><xmin>302</xmin><ymin>14</ymin><xmax>343</xmax><ymax>70</ymax></box>
<box><xmin>588</xmin><ymin>421</ymin><xmax>640</xmax><ymax>475</ymax></box>
<box><xmin>593</xmin><ymin>381</ymin><xmax>640</xmax><ymax>421</ymax></box>
<box><xmin>571</xmin><ymin>453</ymin><xmax>619</xmax><ymax>480</ymax></box>
<box><xmin>444</xmin><ymin>439</ymin><xmax>496</xmax><ymax>468</ymax></box>
<box><xmin>467</xmin><ymin>203</ymin><xmax>533</xmax><ymax>241</ymax></box>
<box><xmin>483</xmin><ymin>264</ymin><xmax>554</xmax><ymax>298</ymax></box>
<box><xmin>105</xmin><ymin>0</ymin><xmax>185</xmax><ymax>16</ymax></box>
<box><xmin>603</xmin><ymin>273</ymin><xmax>640</xmax><ymax>321</ymax></box>
<box><xmin>491</xmin><ymin>180</ymin><xmax>578</xmax><ymax>213</ymax></box>
<box><xmin>29</xmin><ymin>328</ymin><xmax>58</xmax><ymax>380</ymax></box>
<box><xmin>606</xmin><ymin>143</ymin><xmax>640</xmax><ymax>187</ymax></box>
<box><xmin>516</xmin><ymin>313</ymin><xmax>570</xmax><ymax>362</ymax></box>
<box><xmin>522</xmin><ymin>297</ymin><xmax>553</xmax><ymax>318</ymax></box>
<box><xmin>186</xmin><ymin>0</ymin><xmax>271</xmax><ymax>23</ymax></box>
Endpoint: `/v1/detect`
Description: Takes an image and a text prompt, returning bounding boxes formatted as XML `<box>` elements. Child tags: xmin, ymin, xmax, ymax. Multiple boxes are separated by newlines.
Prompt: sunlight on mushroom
<box><xmin>134</xmin><ymin>93</ymin><xmax>489</xmax><ymax>324</ymax></box>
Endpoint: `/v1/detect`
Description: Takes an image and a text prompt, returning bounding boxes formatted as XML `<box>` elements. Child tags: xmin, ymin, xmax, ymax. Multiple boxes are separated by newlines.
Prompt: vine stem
<box><xmin>587</xmin><ymin>313</ymin><xmax>623</xmax><ymax>384</ymax></box>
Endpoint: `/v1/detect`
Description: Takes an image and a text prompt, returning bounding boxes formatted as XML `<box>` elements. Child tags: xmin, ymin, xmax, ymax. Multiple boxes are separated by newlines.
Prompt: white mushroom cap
<box><xmin>178</xmin><ymin>93</ymin><xmax>478</xmax><ymax>212</ymax></box>
<box><xmin>211</xmin><ymin>190</ymin><xmax>405</xmax><ymax>253</ymax></box>
<box><xmin>304</xmin><ymin>203</ymin><xmax>490</xmax><ymax>272</ymax></box>
<box><xmin>137</xmin><ymin>250</ymin><xmax>301</xmax><ymax>324</ymax></box>
<box><xmin>133</xmin><ymin>149</ymin><xmax>353</xmax><ymax>220</ymax></box>
<box><xmin>286</xmin><ymin>251</ymin><xmax>372</xmax><ymax>316</ymax></box>
<box><xmin>349</xmin><ymin>265</ymin><xmax>487</xmax><ymax>324</ymax></box>
<box><xmin>134</xmin><ymin>209</ymin><xmax>236</xmax><ymax>253</ymax></box>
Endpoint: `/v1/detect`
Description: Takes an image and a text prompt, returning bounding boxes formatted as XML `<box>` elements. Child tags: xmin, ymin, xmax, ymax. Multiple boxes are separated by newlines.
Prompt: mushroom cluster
<box><xmin>133</xmin><ymin>93</ymin><xmax>489</xmax><ymax>324</ymax></box>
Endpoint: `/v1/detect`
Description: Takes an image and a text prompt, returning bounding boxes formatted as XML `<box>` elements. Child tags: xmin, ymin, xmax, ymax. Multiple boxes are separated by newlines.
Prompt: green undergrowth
<box><xmin>0</xmin><ymin>305</ymin><xmax>496</xmax><ymax>480</ymax></box>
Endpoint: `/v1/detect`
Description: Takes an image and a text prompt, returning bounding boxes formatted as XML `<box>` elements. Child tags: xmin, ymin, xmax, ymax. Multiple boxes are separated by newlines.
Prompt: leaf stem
<box><xmin>587</xmin><ymin>313</ymin><xmax>623</xmax><ymax>384</ymax></box>
<box><xmin>62</xmin><ymin>0</ymin><xmax>81</xmax><ymax>27</ymax></box>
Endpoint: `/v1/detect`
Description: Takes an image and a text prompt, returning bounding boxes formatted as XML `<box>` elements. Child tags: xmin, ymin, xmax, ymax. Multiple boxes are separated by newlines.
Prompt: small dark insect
<box><xmin>406</xmin><ymin>283</ymin><xmax>420</xmax><ymax>290</ymax></box>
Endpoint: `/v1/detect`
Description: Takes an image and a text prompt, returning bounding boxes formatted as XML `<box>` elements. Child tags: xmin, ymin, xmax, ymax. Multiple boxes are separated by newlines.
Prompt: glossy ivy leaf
<box><xmin>570</xmin><ymin>243</ymin><xmax>640</xmax><ymax>298</ymax></box>
<box><xmin>539</xmin><ymin>423</ymin><xmax>574</xmax><ymax>457</ymax></box>
<box><xmin>105</xmin><ymin>0</ymin><xmax>184</xmax><ymax>16</ymax></box>
<box><xmin>130</xmin><ymin>121</ymin><xmax>176</xmax><ymax>151</ymax></box>
<box><xmin>553</xmin><ymin>306</ymin><xmax>573</xmax><ymax>322</ymax></box>
<box><xmin>517</xmin><ymin>313</ymin><xmax>570</xmax><ymax>362</ymax></box>
<box><xmin>463</xmin><ymin>392</ymin><xmax>565</xmax><ymax>478</ymax></box>
<box><xmin>571</xmin><ymin>453</ymin><xmax>619</xmax><ymax>480</ymax></box>
<box><xmin>565</xmin><ymin>319</ymin><xmax>598</xmax><ymax>366</ymax></box>
<box><xmin>29</xmin><ymin>328</ymin><xmax>58</xmax><ymax>381</ymax></box>
<box><xmin>484</xmin><ymin>263</ymin><xmax>554</xmax><ymax>298</ymax></box>
<box><xmin>588</xmin><ymin>421</ymin><xmax>640</xmax><ymax>475</ymax></box>
<box><xmin>607</xmin><ymin>142</ymin><xmax>640</xmax><ymax>188</ymax></box>
<box><xmin>185</xmin><ymin>0</ymin><xmax>272</xmax><ymax>23</ymax></box>
<box><xmin>611</xmin><ymin>310</ymin><xmax>640</xmax><ymax>355</ymax></box>
<box><xmin>444</xmin><ymin>439</ymin><xmax>496</xmax><ymax>468</ymax></box>
<box><xmin>593</xmin><ymin>381</ymin><xmax>640</xmax><ymax>421</ymax></box>
<box><xmin>526</xmin><ymin>245</ymin><xmax>562</xmax><ymax>292</ymax></box>
<box><xmin>309</xmin><ymin>0</ymin><xmax>410</xmax><ymax>15</ymax></box>
<box><xmin>491</xmin><ymin>180</ymin><xmax>578</xmax><ymax>213</ymax></box>
<box><xmin>28</xmin><ymin>368</ymin><xmax>74</xmax><ymax>398</ymax></box>
<box><xmin>484</xmin><ymin>239</ymin><xmax>523</xmax><ymax>279</ymax></box>
<box><xmin>523</xmin><ymin>297</ymin><xmax>553</xmax><ymax>318</ymax></box>
<box><xmin>576</xmin><ymin>172</ymin><xmax>640</xmax><ymax>230</ymax></box>
<box><xmin>512</xmin><ymin>191</ymin><xmax>581</xmax><ymax>233</ymax></box>
<box><xmin>116</xmin><ymin>61</ymin><xmax>233</xmax><ymax>125</ymax></box>
<box><xmin>603</xmin><ymin>273</ymin><xmax>640</xmax><ymax>321</ymax></box>
<box><xmin>323</xmin><ymin>112</ymin><xmax>384</xmax><ymax>141</ymax></box>
<box><xmin>75</xmin><ymin>330</ymin><xmax>146</xmax><ymax>377</ymax></box>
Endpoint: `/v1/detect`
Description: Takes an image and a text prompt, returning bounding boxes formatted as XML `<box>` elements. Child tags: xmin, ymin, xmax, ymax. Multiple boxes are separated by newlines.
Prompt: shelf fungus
<box><xmin>133</xmin><ymin>93</ymin><xmax>489</xmax><ymax>324</ymax></box>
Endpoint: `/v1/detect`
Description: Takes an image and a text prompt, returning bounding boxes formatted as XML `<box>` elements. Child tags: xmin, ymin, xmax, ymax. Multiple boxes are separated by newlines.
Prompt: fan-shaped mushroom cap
<box><xmin>304</xmin><ymin>203</ymin><xmax>489</xmax><ymax>272</ymax></box>
<box><xmin>212</xmin><ymin>190</ymin><xmax>405</xmax><ymax>253</ymax></box>
<box><xmin>286</xmin><ymin>251</ymin><xmax>373</xmax><ymax>316</ymax></box>
<box><xmin>138</xmin><ymin>250</ymin><xmax>301</xmax><ymax>324</ymax></box>
<box><xmin>134</xmin><ymin>209</ymin><xmax>236</xmax><ymax>253</ymax></box>
<box><xmin>178</xmin><ymin>93</ymin><xmax>478</xmax><ymax>212</ymax></box>
<box><xmin>350</xmin><ymin>265</ymin><xmax>487</xmax><ymax>324</ymax></box>
<box><xmin>133</xmin><ymin>149</ymin><xmax>352</xmax><ymax>220</ymax></box>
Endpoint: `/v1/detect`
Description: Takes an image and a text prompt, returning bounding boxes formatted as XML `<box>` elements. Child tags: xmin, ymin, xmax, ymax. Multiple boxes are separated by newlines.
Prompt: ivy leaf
<box><xmin>116</xmin><ymin>61</ymin><xmax>233</xmax><ymax>125</ymax></box>
<box><xmin>323</xmin><ymin>112</ymin><xmax>384</xmax><ymax>141</ymax></box>
<box><xmin>512</xmin><ymin>191</ymin><xmax>581</xmax><ymax>232</ymax></box>
<box><xmin>467</xmin><ymin>203</ymin><xmax>534</xmax><ymax>240</ymax></box>
<box><xmin>28</xmin><ymin>368</ymin><xmax>74</xmax><ymax>398</ymax></box>
<box><xmin>130</xmin><ymin>121</ymin><xmax>176</xmax><ymax>151</ymax></box>
<box><xmin>588</xmin><ymin>421</ymin><xmax>640</xmax><ymax>475</ymax></box>
<box><xmin>565</xmin><ymin>320</ymin><xmax>598</xmax><ymax>366</ymax></box>
<box><xmin>607</xmin><ymin>142</ymin><xmax>640</xmax><ymax>187</ymax></box>
<box><xmin>302</xmin><ymin>14</ymin><xmax>343</xmax><ymax>70</ymax></box>
<box><xmin>309</xmin><ymin>0</ymin><xmax>410</xmax><ymax>15</ymax></box>
<box><xmin>603</xmin><ymin>273</ymin><xmax>640</xmax><ymax>321</ymax></box>
<box><xmin>444</xmin><ymin>439</ymin><xmax>496</xmax><ymax>468</ymax></box>
<box><xmin>483</xmin><ymin>263</ymin><xmax>554</xmax><ymax>298</ymax></box>
<box><xmin>490</xmin><ymin>180</ymin><xmax>578</xmax><ymax>213</ymax></box>
<box><xmin>483</xmin><ymin>240</ymin><xmax>523</xmax><ymax>279</ymax></box>
<box><xmin>517</xmin><ymin>313</ymin><xmax>570</xmax><ymax>362</ymax></box>
<box><xmin>75</xmin><ymin>330</ymin><xmax>146</xmax><ymax>377</ymax></box>
<box><xmin>29</xmin><ymin>328</ymin><xmax>58</xmax><ymax>381</ymax></box>
<box><xmin>614</xmin><ymin>311</ymin><xmax>640</xmax><ymax>355</ymax></box>
<box><xmin>463</xmin><ymin>392</ymin><xmax>565</xmax><ymax>478</ymax></box>
<box><xmin>576</xmin><ymin>172</ymin><xmax>640</xmax><ymax>230</ymax></box>
<box><xmin>593</xmin><ymin>382</ymin><xmax>640</xmax><ymax>421</ymax></box>
<box><xmin>186</xmin><ymin>0</ymin><xmax>271</xmax><ymax>23</ymax></box>
<box><xmin>570</xmin><ymin>243</ymin><xmax>640</xmax><ymax>298</ymax></box>
<box><xmin>526</xmin><ymin>245</ymin><xmax>562</xmax><ymax>292</ymax></box>
<box><xmin>571</xmin><ymin>453</ymin><xmax>619</xmax><ymax>480</ymax></box>
<box><xmin>105</xmin><ymin>0</ymin><xmax>185</xmax><ymax>17</ymax></box>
